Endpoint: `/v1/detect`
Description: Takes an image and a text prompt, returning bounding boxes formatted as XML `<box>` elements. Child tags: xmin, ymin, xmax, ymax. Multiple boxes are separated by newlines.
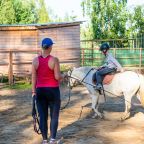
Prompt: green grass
<box><xmin>4</xmin><ymin>82</ymin><xmax>31</xmax><ymax>90</ymax></box>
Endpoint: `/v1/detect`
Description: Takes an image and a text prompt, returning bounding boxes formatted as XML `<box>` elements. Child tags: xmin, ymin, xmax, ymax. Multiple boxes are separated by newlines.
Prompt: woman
<box><xmin>32</xmin><ymin>38</ymin><xmax>64</xmax><ymax>144</ymax></box>
<box><xmin>95</xmin><ymin>42</ymin><xmax>124</xmax><ymax>90</ymax></box>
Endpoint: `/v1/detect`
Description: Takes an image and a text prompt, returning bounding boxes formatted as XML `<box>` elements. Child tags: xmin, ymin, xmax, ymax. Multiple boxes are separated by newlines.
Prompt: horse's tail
<box><xmin>137</xmin><ymin>74</ymin><xmax>144</xmax><ymax>107</ymax></box>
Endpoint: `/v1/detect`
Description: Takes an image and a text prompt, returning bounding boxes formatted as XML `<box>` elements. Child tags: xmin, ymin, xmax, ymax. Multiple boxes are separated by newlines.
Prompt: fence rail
<box><xmin>81</xmin><ymin>33</ymin><xmax>144</xmax><ymax>48</ymax></box>
<box><xmin>0</xmin><ymin>48</ymin><xmax>80</xmax><ymax>85</ymax></box>
<box><xmin>80</xmin><ymin>48</ymin><xmax>144</xmax><ymax>70</ymax></box>
<box><xmin>1</xmin><ymin>47</ymin><xmax>144</xmax><ymax>85</ymax></box>
<box><xmin>0</xmin><ymin>49</ymin><xmax>40</xmax><ymax>85</ymax></box>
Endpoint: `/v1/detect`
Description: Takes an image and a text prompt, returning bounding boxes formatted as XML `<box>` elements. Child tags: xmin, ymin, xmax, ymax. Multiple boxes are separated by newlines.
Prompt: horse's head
<box><xmin>67</xmin><ymin>68</ymin><xmax>80</xmax><ymax>89</ymax></box>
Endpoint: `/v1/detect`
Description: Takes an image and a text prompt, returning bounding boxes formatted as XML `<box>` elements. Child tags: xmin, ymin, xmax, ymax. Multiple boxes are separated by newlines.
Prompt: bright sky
<box><xmin>45</xmin><ymin>0</ymin><xmax>83</xmax><ymax>20</ymax></box>
<box><xmin>45</xmin><ymin>0</ymin><xmax>144</xmax><ymax>21</ymax></box>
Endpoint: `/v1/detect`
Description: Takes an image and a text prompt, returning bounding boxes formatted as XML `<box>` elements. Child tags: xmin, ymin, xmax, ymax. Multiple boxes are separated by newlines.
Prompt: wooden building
<box><xmin>0</xmin><ymin>21</ymin><xmax>82</xmax><ymax>76</ymax></box>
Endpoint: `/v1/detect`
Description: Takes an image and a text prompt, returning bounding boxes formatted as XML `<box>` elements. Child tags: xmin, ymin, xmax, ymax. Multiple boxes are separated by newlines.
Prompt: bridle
<box><xmin>68</xmin><ymin>68</ymin><xmax>95</xmax><ymax>88</ymax></box>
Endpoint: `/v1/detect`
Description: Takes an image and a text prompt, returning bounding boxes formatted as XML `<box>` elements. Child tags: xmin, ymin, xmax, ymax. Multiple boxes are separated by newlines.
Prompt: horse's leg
<box><xmin>91</xmin><ymin>94</ymin><xmax>103</xmax><ymax>118</ymax></box>
<box><xmin>121</xmin><ymin>94</ymin><xmax>132</xmax><ymax>120</ymax></box>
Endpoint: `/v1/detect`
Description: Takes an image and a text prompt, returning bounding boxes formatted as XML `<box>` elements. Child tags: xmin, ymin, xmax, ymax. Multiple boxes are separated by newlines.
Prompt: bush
<box><xmin>60</xmin><ymin>64</ymin><xmax>73</xmax><ymax>73</ymax></box>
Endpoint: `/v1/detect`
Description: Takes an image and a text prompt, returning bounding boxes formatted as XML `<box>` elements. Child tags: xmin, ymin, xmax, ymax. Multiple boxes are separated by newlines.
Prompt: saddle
<box><xmin>92</xmin><ymin>72</ymin><xmax>116</xmax><ymax>85</ymax></box>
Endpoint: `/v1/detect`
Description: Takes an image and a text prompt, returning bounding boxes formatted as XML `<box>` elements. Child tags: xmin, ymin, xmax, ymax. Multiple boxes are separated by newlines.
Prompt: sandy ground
<box><xmin>1</xmin><ymin>85</ymin><xmax>144</xmax><ymax>144</ymax></box>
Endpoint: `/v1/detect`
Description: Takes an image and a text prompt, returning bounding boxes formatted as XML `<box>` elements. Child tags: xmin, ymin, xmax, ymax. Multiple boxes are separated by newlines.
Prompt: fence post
<box><xmin>82</xmin><ymin>49</ymin><xmax>84</xmax><ymax>66</ymax></box>
<box><xmin>139</xmin><ymin>48</ymin><xmax>142</xmax><ymax>73</ymax></box>
<box><xmin>8</xmin><ymin>51</ymin><xmax>13</xmax><ymax>85</ymax></box>
<box><xmin>114</xmin><ymin>48</ymin><xmax>116</xmax><ymax>58</ymax></box>
<box><xmin>92</xmin><ymin>42</ymin><xmax>94</xmax><ymax>66</ymax></box>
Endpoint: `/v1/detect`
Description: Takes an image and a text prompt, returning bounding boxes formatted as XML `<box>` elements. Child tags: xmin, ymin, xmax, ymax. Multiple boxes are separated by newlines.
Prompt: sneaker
<box><xmin>95</xmin><ymin>84</ymin><xmax>102</xmax><ymax>90</ymax></box>
<box><xmin>49</xmin><ymin>139</ymin><xmax>57</xmax><ymax>144</ymax></box>
<box><xmin>42</xmin><ymin>140</ymin><xmax>48</xmax><ymax>144</ymax></box>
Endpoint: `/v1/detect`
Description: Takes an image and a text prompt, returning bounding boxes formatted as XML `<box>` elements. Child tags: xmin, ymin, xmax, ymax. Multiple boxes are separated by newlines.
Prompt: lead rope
<box><xmin>68</xmin><ymin>74</ymin><xmax>135</xmax><ymax>115</ymax></box>
<box><xmin>33</xmin><ymin>115</ymin><xmax>41</xmax><ymax>134</ymax></box>
<box><xmin>60</xmin><ymin>77</ymin><xmax>71</xmax><ymax>110</ymax></box>
<box><xmin>32</xmin><ymin>97</ymin><xmax>41</xmax><ymax>135</ymax></box>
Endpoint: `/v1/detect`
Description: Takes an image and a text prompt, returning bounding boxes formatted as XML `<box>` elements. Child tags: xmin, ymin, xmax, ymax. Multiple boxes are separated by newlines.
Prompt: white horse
<box><xmin>68</xmin><ymin>66</ymin><xmax>144</xmax><ymax>120</ymax></box>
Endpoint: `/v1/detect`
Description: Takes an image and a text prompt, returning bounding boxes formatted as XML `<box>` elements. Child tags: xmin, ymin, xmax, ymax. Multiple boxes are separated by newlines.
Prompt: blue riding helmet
<box><xmin>42</xmin><ymin>38</ymin><xmax>55</xmax><ymax>49</ymax></box>
<box><xmin>99</xmin><ymin>43</ymin><xmax>110</xmax><ymax>51</ymax></box>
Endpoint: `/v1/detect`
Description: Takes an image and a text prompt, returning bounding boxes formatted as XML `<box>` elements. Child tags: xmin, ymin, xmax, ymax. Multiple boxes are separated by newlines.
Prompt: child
<box><xmin>95</xmin><ymin>43</ymin><xmax>124</xmax><ymax>90</ymax></box>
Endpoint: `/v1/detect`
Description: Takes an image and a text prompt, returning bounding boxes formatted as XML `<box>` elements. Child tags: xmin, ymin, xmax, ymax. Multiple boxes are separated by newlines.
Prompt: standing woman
<box><xmin>32</xmin><ymin>38</ymin><xmax>64</xmax><ymax>144</ymax></box>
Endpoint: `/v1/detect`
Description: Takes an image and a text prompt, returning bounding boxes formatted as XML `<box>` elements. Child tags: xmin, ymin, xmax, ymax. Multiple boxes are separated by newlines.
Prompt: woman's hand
<box><xmin>32</xmin><ymin>92</ymin><xmax>36</xmax><ymax>97</ymax></box>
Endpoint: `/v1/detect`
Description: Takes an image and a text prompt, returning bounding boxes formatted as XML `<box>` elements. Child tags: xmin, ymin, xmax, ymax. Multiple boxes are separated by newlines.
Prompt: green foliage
<box><xmin>37</xmin><ymin>0</ymin><xmax>50</xmax><ymax>23</ymax></box>
<box><xmin>0</xmin><ymin>0</ymin><xmax>52</xmax><ymax>24</ymax></box>
<box><xmin>4</xmin><ymin>82</ymin><xmax>31</xmax><ymax>90</ymax></box>
<box><xmin>13</xmin><ymin>0</ymin><xmax>38</xmax><ymax>24</ymax></box>
<box><xmin>0</xmin><ymin>0</ymin><xmax>38</xmax><ymax>24</ymax></box>
<box><xmin>0</xmin><ymin>0</ymin><xmax>16</xmax><ymax>24</ymax></box>
<box><xmin>60</xmin><ymin>64</ymin><xmax>72</xmax><ymax>72</ymax></box>
<box><xmin>132</xmin><ymin>6</ymin><xmax>144</xmax><ymax>33</ymax></box>
<box><xmin>81</xmin><ymin>0</ymin><xmax>128</xmax><ymax>40</ymax></box>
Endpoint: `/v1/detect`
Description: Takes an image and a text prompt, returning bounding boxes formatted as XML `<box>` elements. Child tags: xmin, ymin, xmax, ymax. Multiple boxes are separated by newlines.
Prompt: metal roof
<box><xmin>0</xmin><ymin>21</ymin><xmax>83</xmax><ymax>30</ymax></box>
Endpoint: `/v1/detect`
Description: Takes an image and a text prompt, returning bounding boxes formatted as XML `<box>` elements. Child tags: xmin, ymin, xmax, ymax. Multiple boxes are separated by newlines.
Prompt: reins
<box><xmin>69</xmin><ymin>72</ymin><xmax>137</xmax><ymax>119</ymax></box>
<box><xmin>60</xmin><ymin>76</ymin><xmax>72</xmax><ymax>110</ymax></box>
<box><xmin>68</xmin><ymin>71</ymin><xmax>134</xmax><ymax>106</ymax></box>
<box><xmin>80</xmin><ymin>68</ymin><xmax>95</xmax><ymax>83</ymax></box>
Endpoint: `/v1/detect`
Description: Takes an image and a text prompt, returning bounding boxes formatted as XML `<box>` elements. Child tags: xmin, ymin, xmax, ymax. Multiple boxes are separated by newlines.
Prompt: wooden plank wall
<box><xmin>0</xmin><ymin>30</ymin><xmax>37</xmax><ymax>49</ymax></box>
<box><xmin>0</xmin><ymin>25</ymin><xmax>80</xmax><ymax>75</ymax></box>
<box><xmin>38</xmin><ymin>25</ymin><xmax>80</xmax><ymax>65</ymax></box>
<box><xmin>0</xmin><ymin>30</ymin><xmax>38</xmax><ymax>74</ymax></box>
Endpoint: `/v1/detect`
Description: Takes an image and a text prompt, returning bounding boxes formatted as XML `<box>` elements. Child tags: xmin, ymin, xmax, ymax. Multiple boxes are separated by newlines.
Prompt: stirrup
<box><xmin>94</xmin><ymin>84</ymin><xmax>102</xmax><ymax>90</ymax></box>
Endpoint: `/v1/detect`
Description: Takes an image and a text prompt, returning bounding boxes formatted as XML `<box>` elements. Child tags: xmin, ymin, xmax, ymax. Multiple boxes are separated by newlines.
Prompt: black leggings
<box><xmin>36</xmin><ymin>87</ymin><xmax>61</xmax><ymax>140</ymax></box>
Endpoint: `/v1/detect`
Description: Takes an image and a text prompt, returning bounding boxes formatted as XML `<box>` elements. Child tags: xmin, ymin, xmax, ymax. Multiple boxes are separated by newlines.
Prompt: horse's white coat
<box><xmin>68</xmin><ymin>67</ymin><xmax>144</xmax><ymax>119</ymax></box>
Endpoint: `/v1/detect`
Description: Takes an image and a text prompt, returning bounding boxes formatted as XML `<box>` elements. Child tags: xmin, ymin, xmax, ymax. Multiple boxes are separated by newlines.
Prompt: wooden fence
<box><xmin>1</xmin><ymin>47</ymin><xmax>144</xmax><ymax>85</ymax></box>
<box><xmin>81</xmin><ymin>48</ymin><xmax>144</xmax><ymax>70</ymax></box>
<box><xmin>0</xmin><ymin>49</ymin><xmax>41</xmax><ymax>85</ymax></box>
<box><xmin>0</xmin><ymin>48</ymin><xmax>80</xmax><ymax>85</ymax></box>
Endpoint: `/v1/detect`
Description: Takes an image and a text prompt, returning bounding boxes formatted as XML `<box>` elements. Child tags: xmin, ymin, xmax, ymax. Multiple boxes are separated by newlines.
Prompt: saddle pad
<box><xmin>92</xmin><ymin>74</ymin><xmax>115</xmax><ymax>85</ymax></box>
<box><xmin>103</xmin><ymin>74</ymin><xmax>114</xmax><ymax>85</ymax></box>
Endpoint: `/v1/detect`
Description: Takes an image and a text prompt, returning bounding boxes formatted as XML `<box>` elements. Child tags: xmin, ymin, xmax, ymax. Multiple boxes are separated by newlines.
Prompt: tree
<box><xmin>37</xmin><ymin>0</ymin><xmax>50</xmax><ymax>23</ymax></box>
<box><xmin>133</xmin><ymin>6</ymin><xmax>144</xmax><ymax>33</ymax></box>
<box><xmin>0</xmin><ymin>0</ymin><xmax>38</xmax><ymax>24</ymax></box>
<box><xmin>81</xmin><ymin>0</ymin><xmax>128</xmax><ymax>40</ymax></box>
<box><xmin>13</xmin><ymin>0</ymin><xmax>38</xmax><ymax>24</ymax></box>
<box><xmin>0</xmin><ymin>0</ymin><xmax>16</xmax><ymax>24</ymax></box>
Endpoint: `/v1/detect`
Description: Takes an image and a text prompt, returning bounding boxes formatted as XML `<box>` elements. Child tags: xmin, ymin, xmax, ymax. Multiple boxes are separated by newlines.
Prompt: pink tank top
<box><xmin>36</xmin><ymin>55</ymin><xmax>59</xmax><ymax>88</ymax></box>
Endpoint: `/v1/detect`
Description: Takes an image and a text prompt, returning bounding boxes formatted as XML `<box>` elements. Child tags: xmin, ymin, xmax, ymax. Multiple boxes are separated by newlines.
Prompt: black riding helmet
<box><xmin>99</xmin><ymin>43</ymin><xmax>110</xmax><ymax>51</ymax></box>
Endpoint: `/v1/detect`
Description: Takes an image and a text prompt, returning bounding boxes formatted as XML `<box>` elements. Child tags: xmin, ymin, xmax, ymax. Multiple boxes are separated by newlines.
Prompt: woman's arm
<box><xmin>32</xmin><ymin>57</ymin><xmax>38</xmax><ymax>96</ymax></box>
<box><xmin>54</xmin><ymin>57</ymin><xmax>63</xmax><ymax>81</ymax></box>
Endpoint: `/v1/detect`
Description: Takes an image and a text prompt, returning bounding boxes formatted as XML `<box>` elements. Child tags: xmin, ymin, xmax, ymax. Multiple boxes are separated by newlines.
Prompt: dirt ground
<box><xmin>1</xmin><ymin>85</ymin><xmax>144</xmax><ymax>144</ymax></box>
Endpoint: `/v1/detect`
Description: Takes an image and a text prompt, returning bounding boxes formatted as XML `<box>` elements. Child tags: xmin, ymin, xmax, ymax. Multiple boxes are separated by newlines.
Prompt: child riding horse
<box><xmin>95</xmin><ymin>43</ymin><xmax>124</xmax><ymax>90</ymax></box>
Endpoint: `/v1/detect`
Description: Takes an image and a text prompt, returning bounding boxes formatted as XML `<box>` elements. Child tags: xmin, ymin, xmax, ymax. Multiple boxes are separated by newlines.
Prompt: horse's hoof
<box><xmin>99</xmin><ymin>114</ymin><xmax>104</xmax><ymax>119</ymax></box>
<box><xmin>120</xmin><ymin>117</ymin><xmax>125</xmax><ymax>122</ymax></box>
<box><xmin>120</xmin><ymin>113</ymin><xmax>130</xmax><ymax>121</ymax></box>
<box><xmin>92</xmin><ymin>114</ymin><xmax>104</xmax><ymax>119</ymax></box>
<box><xmin>92</xmin><ymin>115</ymin><xmax>97</xmax><ymax>119</ymax></box>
